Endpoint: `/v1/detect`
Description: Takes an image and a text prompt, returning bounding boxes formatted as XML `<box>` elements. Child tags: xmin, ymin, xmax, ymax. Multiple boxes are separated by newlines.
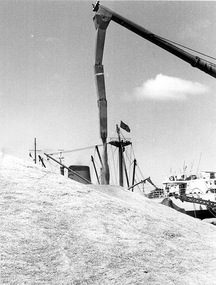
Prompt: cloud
<box><xmin>134</xmin><ymin>74</ymin><xmax>209</xmax><ymax>101</ymax></box>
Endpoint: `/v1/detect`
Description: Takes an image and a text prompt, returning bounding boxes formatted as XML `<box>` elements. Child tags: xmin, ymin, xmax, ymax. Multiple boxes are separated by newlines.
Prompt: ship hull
<box><xmin>161</xmin><ymin>196</ymin><xmax>216</xmax><ymax>220</ymax></box>
<box><xmin>185</xmin><ymin>209</ymin><xmax>214</xmax><ymax>219</ymax></box>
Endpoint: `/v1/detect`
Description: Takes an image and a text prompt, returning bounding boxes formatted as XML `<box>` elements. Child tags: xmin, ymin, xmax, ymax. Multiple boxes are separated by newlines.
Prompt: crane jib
<box><xmin>92</xmin><ymin>2</ymin><xmax>216</xmax><ymax>185</ymax></box>
<box><xmin>93</xmin><ymin>2</ymin><xmax>216</xmax><ymax>79</ymax></box>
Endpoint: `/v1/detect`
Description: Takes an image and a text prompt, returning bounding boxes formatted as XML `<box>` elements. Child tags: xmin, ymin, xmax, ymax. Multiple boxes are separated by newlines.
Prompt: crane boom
<box><xmin>93</xmin><ymin>2</ymin><xmax>111</xmax><ymax>185</ymax></box>
<box><xmin>174</xmin><ymin>194</ymin><xmax>216</xmax><ymax>211</ymax></box>
<box><xmin>92</xmin><ymin>2</ymin><xmax>216</xmax><ymax>185</ymax></box>
<box><xmin>93</xmin><ymin>1</ymin><xmax>216</xmax><ymax>78</ymax></box>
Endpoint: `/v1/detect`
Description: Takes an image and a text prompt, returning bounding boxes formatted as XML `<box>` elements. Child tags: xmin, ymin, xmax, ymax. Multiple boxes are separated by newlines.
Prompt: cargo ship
<box><xmin>160</xmin><ymin>171</ymin><xmax>216</xmax><ymax>219</ymax></box>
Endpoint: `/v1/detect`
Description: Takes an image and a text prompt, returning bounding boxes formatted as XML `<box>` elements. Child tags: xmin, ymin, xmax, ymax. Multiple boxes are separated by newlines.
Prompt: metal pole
<box><xmin>122</xmin><ymin>154</ymin><xmax>130</xmax><ymax>188</ymax></box>
<box><xmin>34</xmin><ymin>138</ymin><xmax>37</xmax><ymax>164</ymax></box>
<box><xmin>128</xmin><ymin>177</ymin><xmax>149</xmax><ymax>191</ymax></box>
<box><xmin>116</xmin><ymin>125</ymin><xmax>123</xmax><ymax>187</ymax></box>
<box><xmin>95</xmin><ymin>145</ymin><xmax>103</xmax><ymax>167</ymax></box>
<box><xmin>93</xmin><ymin>10</ymin><xmax>111</xmax><ymax>185</ymax></box>
<box><xmin>131</xmin><ymin>159</ymin><xmax>137</xmax><ymax>192</ymax></box>
<box><xmin>38</xmin><ymin>155</ymin><xmax>46</xmax><ymax>168</ymax></box>
<box><xmin>91</xmin><ymin>155</ymin><xmax>100</xmax><ymax>184</ymax></box>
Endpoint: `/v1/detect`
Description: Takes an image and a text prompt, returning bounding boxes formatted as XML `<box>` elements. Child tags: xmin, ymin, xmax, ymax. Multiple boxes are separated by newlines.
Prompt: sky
<box><xmin>1</xmin><ymin>0</ymin><xmax>216</xmax><ymax>187</ymax></box>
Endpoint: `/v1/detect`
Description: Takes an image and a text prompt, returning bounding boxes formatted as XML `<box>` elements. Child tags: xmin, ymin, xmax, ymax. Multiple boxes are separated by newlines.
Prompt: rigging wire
<box><xmin>157</xmin><ymin>35</ymin><xmax>216</xmax><ymax>64</ymax></box>
<box><xmin>128</xmin><ymin>147</ymin><xmax>133</xmax><ymax>181</ymax></box>
<box><xmin>119</xmin><ymin>130</ymin><xmax>134</xmax><ymax>184</ymax></box>
<box><xmin>192</xmin><ymin>201</ymin><xmax>197</xmax><ymax>219</ymax></box>
<box><xmin>112</xmin><ymin>147</ymin><xmax>118</xmax><ymax>184</ymax></box>
<box><xmin>45</xmin><ymin>158</ymin><xmax>61</xmax><ymax>174</ymax></box>
<box><xmin>48</xmin><ymin>144</ymin><xmax>102</xmax><ymax>156</ymax></box>
<box><xmin>208</xmin><ymin>207</ymin><xmax>216</xmax><ymax>218</ymax></box>
<box><xmin>130</xmin><ymin>143</ymin><xmax>145</xmax><ymax>182</ymax></box>
<box><xmin>91</xmin><ymin>146</ymin><xmax>104</xmax><ymax>184</ymax></box>
<box><xmin>108</xmin><ymin>144</ymin><xmax>118</xmax><ymax>185</ymax></box>
<box><xmin>126</xmin><ymin>145</ymin><xmax>145</xmax><ymax>192</ymax></box>
<box><xmin>118</xmin><ymin>129</ymin><xmax>148</xmax><ymax>191</ymax></box>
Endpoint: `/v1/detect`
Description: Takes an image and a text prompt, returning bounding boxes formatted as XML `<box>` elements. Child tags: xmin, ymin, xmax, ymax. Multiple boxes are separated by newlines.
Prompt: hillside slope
<box><xmin>0</xmin><ymin>153</ymin><xmax>216</xmax><ymax>285</ymax></box>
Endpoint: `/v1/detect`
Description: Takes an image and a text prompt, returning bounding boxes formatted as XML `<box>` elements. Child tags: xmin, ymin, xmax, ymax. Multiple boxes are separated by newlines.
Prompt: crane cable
<box><xmin>157</xmin><ymin>35</ymin><xmax>216</xmax><ymax>65</ymax></box>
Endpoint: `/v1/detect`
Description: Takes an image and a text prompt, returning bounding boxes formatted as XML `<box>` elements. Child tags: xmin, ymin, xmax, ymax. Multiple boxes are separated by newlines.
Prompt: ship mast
<box><xmin>109</xmin><ymin>124</ymin><xmax>131</xmax><ymax>187</ymax></box>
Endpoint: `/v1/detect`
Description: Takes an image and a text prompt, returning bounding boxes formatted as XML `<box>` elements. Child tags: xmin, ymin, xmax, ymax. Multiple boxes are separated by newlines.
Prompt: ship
<box><xmin>159</xmin><ymin>171</ymin><xmax>216</xmax><ymax>219</ymax></box>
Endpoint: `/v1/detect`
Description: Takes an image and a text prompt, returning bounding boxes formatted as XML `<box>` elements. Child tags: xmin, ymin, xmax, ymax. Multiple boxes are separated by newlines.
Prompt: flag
<box><xmin>120</xmin><ymin>121</ymin><xmax>130</xmax><ymax>132</ymax></box>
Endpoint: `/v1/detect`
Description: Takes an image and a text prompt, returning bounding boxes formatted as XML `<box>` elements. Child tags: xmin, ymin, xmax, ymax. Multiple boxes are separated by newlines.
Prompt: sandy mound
<box><xmin>0</xmin><ymin>153</ymin><xmax>216</xmax><ymax>284</ymax></box>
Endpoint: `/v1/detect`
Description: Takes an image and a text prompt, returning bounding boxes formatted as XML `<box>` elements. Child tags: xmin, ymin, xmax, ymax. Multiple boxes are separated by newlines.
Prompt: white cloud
<box><xmin>134</xmin><ymin>74</ymin><xmax>209</xmax><ymax>101</ymax></box>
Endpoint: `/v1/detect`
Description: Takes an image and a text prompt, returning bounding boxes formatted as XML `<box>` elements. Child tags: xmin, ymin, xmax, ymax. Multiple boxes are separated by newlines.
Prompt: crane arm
<box><xmin>174</xmin><ymin>194</ymin><xmax>216</xmax><ymax>209</ymax></box>
<box><xmin>93</xmin><ymin>5</ymin><xmax>111</xmax><ymax>184</ymax></box>
<box><xmin>93</xmin><ymin>2</ymin><xmax>216</xmax><ymax>79</ymax></box>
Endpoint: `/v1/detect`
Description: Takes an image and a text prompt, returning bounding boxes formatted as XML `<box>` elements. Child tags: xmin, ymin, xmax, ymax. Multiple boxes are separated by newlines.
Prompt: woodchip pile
<box><xmin>1</xmin><ymin>153</ymin><xmax>216</xmax><ymax>285</ymax></box>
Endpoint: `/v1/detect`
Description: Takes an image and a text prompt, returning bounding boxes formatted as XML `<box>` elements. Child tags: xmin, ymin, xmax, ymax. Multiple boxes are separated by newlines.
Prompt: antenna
<box><xmin>196</xmin><ymin>153</ymin><xmax>202</xmax><ymax>175</ymax></box>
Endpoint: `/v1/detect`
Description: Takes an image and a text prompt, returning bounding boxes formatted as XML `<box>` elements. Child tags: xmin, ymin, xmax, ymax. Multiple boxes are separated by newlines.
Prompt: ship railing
<box><xmin>145</xmin><ymin>188</ymin><xmax>165</xmax><ymax>199</ymax></box>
